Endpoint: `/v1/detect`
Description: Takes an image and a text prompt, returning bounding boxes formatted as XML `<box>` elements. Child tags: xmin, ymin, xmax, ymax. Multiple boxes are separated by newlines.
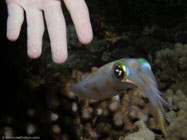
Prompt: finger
<box><xmin>44</xmin><ymin>1</ymin><xmax>67</xmax><ymax>64</ymax></box>
<box><xmin>6</xmin><ymin>3</ymin><xmax>24</xmax><ymax>41</ymax></box>
<box><xmin>26</xmin><ymin>9</ymin><xmax>44</xmax><ymax>58</ymax></box>
<box><xmin>64</xmin><ymin>0</ymin><xmax>93</xmax><ymax>44</ymax></box>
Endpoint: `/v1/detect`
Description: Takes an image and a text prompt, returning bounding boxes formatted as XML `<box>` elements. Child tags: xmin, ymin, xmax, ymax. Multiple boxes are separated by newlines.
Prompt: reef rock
<box><xmin>165</xmin><ymin>89</ymin><xmax>187</xmax><ymax>140</ymax></box>
<box><xmin>124</xmin><ymin>120</ymin><xmax>155</xmax><ymax>140</ymax></box>
<box><xmin>154</xmin><ymin>43</ymin><xmax>187</xmax><ymax>93</ymax></box>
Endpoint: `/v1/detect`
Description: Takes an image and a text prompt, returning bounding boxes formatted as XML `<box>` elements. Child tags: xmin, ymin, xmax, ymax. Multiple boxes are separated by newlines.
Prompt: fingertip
<box><xmin>27</xmin><ymin>42</ymin><xmax>42</xmax><ymax>59</ymax></box>
<box><xmin>7</xmin><ymin>30</ymin><xmax>19</xmax><ymax>41</ymax></box>
<box><xmin>27</xmin><ymin>51</ymin><xmax>41</xmax><ymax>59</ymax></box>
<box><xmin>26</xmin><ymin>9</ymin><xmax>44</xmax><ymax>60</ymax></box>
<box><xmin>64</xmin><ymin>0</ymin><xmax>93</xmax><ymax>44</ymax></box>
<box><xmin>52</xmin><ymin>50</ymin><xmax>68</xmax><ymax>64</ymax></box>
<box><xmin>6</xmin><ymin>3</ymin><xmax>24</xmax><ymax>41</ymax></box>
<box><xmin>27</xmin><ymin>50</ymin><xmax>41</xmax><ymax>59</ymax></box>
<box><xmin>43</xmin><ymin>2</ymin><xmax>67</xmax><ymax>64</ymax></box>
<box><xmin>78</xmin><ymin>26</ymin><xmax>93</xmax><ymax>44</ymax></box>
<box><xmin>74</xmin><ymin>18</ymin><xmax>93</xmax><ymax>44</ymax></box>
<box><xmin>79</xmin><ymin>34</ymin><xmax>93</xmax><ymax>44</ymax></box>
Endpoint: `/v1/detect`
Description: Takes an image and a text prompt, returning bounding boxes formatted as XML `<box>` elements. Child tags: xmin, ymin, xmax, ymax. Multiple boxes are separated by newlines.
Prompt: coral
<box><xmin>63</xmin><ymin>67</ymin><xmax>187</xmax><ymax>140</ymax></box>
<box><xmin>50</xmin><ymin>112</ymin><xmax>59</xmax><ymax>121</ymax></box>
<box><xmin>108</xmin><ymin>97</ymin><xmax>121</xmax><ymax>112</ymax></box>
<box><xmin>81</xmin><ymin>105</ymin><xmax>93</xmax><ymax>119</ymax></box>
<box><xmin>120</xmin><ymin>120</ymin><xmax>155</xmax><ymax>140</ymax></box>
<box><xmin>51</xmin><ymin>124</ymin><xmax>61</xmax><ymax>134</ymax></box>
<box><xmin>3</xmin><ymin>62</ymin><xmax>187</xmax><ymax>140</ymax></box>
<box><xmin>113</xmin><ymin>111</ymin><xmax>124</xmax><ymax>126</ymax></box>
<box><xmin>3</xmin><ymin>127</ymin><xmax>14</xmax><ymax>137</ymax></box>
<box><xmin>85</xmin><ymin>123</ymin><xmax>99</xmax><ymax>139</ymax></box>
<box><xmin>164</xmin><ymin>89</ymin><xmax>187</xmax><ymax>140</ymax></box>
<box><xmin>1</xmin><ymin>63</ymin><xmax>187</xmax><ymax>140</ymax></box>
<box><xmin>154</xmin><ymin>43</ymin><xmax>187</xmax><ymax>93</ymax></box>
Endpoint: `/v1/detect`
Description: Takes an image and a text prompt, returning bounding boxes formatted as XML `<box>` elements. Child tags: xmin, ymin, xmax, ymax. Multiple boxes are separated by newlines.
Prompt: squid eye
<box><xmin>114</xmin><ymin>65</ymin><xmax>125</xmax><ymax>80</ymax></box>
<box><xmin>113</xmin><ymin>61</ymin><xmax>130</xmax><ymax>81</ymax></box>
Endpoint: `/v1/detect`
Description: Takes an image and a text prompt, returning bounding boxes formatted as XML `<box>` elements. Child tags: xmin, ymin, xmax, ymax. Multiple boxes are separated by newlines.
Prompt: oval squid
<box><xmin>70</xmin><ymin>58</ymin><xmax>171</xmax><ymax>137</ymax></box>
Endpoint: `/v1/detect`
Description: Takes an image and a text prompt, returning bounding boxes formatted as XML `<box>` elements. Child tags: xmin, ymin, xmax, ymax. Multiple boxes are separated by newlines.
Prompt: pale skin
<box><xmin>6</xmin><ymin>0</ymin><xmax>93</xmax><ymax>63</ymax></box>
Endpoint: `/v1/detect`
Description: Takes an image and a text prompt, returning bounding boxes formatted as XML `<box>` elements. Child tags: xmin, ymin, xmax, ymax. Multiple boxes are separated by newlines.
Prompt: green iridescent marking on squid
<box><xmin>116</xmin><ymin>61</ymin><xmax>127</xmax><ymax>67</ymax></box>
<box><xmin>138</xmin><ymin>58</ymin><xmax>148</xmax><ymax>63</ymax></box>
<box><xmin>138</xmin><ymin>58</ymin><xmax>151</xmax><ymax>70</ymax></box>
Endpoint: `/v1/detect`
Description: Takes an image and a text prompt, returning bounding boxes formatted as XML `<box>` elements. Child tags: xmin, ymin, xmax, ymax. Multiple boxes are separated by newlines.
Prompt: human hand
<box><xmin>6</xmin><ymin>0</ymin><xmax>93</xmax><ymax>63</ymax></box>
